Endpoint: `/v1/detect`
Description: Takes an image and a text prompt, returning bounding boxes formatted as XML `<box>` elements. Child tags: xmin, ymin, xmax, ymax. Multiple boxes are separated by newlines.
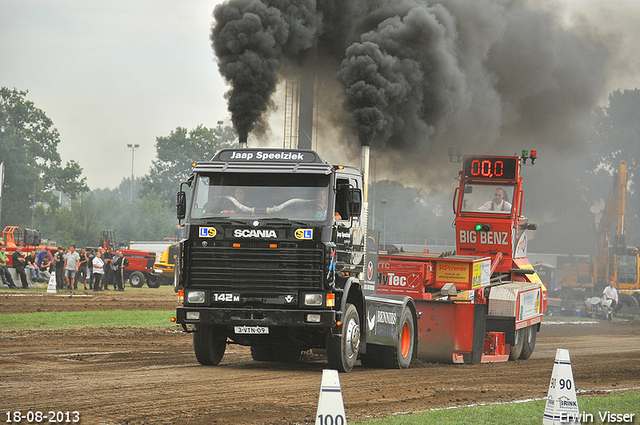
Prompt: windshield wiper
<box><xmin>262</xmin><ymin>218</ymin><xmax>310</xmax><ymax>226</ymax></box>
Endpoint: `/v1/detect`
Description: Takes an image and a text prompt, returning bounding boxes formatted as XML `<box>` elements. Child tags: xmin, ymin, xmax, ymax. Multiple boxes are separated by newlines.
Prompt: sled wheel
<box><xmin>519</xmin><ymin>325</ymin><xmax>537</xmax><ymax>360</ymax></box>
<box><xmin>509</xmin><ymin>328</ymin><xmax>525</xmax><ymax>360</ymax></box>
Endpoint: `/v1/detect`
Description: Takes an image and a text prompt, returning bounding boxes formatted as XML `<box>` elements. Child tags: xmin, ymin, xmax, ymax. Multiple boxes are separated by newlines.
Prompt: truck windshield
<box><xmin>461</xmin><ymin>183</ymin><xmax>515</xmax><ymax>214</ymax></box>
<box><xmin>189</xmin><ymin>173</ymin><xmax>332</xmax><ymax>221</ymax></box>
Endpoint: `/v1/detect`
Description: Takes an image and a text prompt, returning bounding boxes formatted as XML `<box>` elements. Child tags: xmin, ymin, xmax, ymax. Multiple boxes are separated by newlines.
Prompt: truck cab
<box><xmin>175</xmin><ymin>148</ymin><xmax>369</xmax><ymax>371</ymax></box>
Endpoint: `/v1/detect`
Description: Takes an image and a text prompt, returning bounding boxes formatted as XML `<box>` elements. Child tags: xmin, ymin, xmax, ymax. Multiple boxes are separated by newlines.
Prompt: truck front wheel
<box><xmin>326</xmin><ymin>303</ymin><xmax>360</xmax><ymax>372</ymax></box>
<box><xmin>519</xmin><ymin>325</ymin><xmax>537</xmax><ymax>360</ymax></box>
<box><xmin>193</xmin><ymin>324</ymin><xmax>226</xmax><ymax>365</ymax></box>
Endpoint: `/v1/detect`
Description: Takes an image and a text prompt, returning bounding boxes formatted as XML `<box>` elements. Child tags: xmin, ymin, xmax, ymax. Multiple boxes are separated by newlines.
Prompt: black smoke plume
<box><xmin>212</xmin><ymin>0</ymin><xmax>609</xmax><ymax>183</ymax></box>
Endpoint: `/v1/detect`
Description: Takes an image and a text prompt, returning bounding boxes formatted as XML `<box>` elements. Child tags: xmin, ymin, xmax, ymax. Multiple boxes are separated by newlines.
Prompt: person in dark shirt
<box><xmin>54</xmin><ymin>248</ymin><xmax>66</xmax><ymax>289</ymax></box>
<box><xmin>25</xmin><ymin>250</ymin><xmax>40</xmax><ymax>283</ymax></box>
<box><xmin>113</xmin><ymin>250</ymin><xmax>129</xmax><ymax>291</ymax></box>
<box><xmin>12</xmin><ymin>246</ymin><xmax>29</xmax><ymax>288</ymax></box>
<box><xmin>103</xmin><ymin>247</ymin><xmax>115</xmax><ymax>290</ymax></box>
<box><xmin>36</xmin><ymin>247</ymin><xmax>52</xmax><ymax>282</ymax></box>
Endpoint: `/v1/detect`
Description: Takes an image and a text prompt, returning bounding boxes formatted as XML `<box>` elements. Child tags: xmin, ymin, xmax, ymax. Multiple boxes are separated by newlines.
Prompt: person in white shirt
<box><xmin>602</xmin><ymin>280</ymin><xmax>621</xmax><ymax>319</ymax></box>
<box><xmin>92</xmin><ymin>250</ymin><xmax>105</xmax><ymax>292</ymax></box>
<box><xmin>478</xmin><ymin>188</ymin><xmax>512</xmax><ymax>212</ymax></box>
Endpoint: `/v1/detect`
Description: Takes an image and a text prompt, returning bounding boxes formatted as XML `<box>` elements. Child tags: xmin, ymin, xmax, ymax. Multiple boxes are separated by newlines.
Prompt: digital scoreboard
<box><xmin>463</xmin><ymin>157</ymin><xmax>518</xmax><ymax>181</ymax></box>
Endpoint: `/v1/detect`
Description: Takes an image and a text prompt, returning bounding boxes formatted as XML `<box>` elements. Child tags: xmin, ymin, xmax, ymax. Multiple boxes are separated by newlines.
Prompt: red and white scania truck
<box><xmin>173</xmin><ymin>147</ymin><xmax>546</xmax><ymax>371</ymax></box>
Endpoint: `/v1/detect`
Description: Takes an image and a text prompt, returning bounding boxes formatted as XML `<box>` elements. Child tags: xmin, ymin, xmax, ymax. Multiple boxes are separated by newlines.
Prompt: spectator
<box><xmin>0</xmin><ymin>246</ymin><xmax>17</xmax><ymax>288</ymax></box>
<box><xmin>103</xmin><ymin>246</ymin><xmax>115</xmax><ymax>291</ymax></box>
<box><xmin>113</xmin><ymin>250</ymin><xmax>129</xmax><ymax>292</ymax></box>
<box><xmin>54</xmin><ymin>248</ymin><xmax>66</xmax><ymax>290</ymax></box>
<box><xmin>63</xmin><ymin>245</ymin><xmax>80</xmax><ymax>291</ymax></box>
<box><xmin>25</xmin><ymin>250</ymin><xmax>40</xmax><ymax>284</ymax></box>
<box><xmin>86</xmin><ymin>248</ymin><xmax>95</xmax><ymax>290</ymax></box>
<box><xmin>92</xmin><ymin>250</ymin><xmax>105</xmax><ymax>291</ymax></box>
<box><xmin>12</xmin><ymin>246</ymin><xmax>29</xmax><ymax>288</ymax></box>
<box><xmin>36</xmin><ymin>247</ymin><xmax>53</xmax><ymax>283</ymax></box>
<box><xmin>78</xmin><ymin>247</ymin><xmax>88</xmax><ymax>290</ymax></box>
<box><xmin>603</xmin><ymin>280</ymin><xmax>622</xmax><ymax>320</ymax></box>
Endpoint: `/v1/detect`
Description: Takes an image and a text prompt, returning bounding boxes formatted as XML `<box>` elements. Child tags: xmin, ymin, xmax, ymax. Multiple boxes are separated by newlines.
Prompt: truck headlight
<box><xmin>304</xmin><ymin>293</ymin><xmax>323</xmax><ymax>306</ymax></box>
<box><xmin>187</xmin><ymin>290</ymin><xmax>206</xmax><ymax>304</ymax></box>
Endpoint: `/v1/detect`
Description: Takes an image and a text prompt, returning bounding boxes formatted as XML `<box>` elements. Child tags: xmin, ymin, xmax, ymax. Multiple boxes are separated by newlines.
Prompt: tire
<box><xmin>146</xmin><ymin>277</ymin><xmax>161</xmax><ymax>289</ymax></box>
<box><xmin>519</xmin><ymin>325</ymin><xmax>537</xmax><ymax>360</ymax></box>
<box><xmin>193</xmin><ymin>324</ymin><xmax>226</xmax><ymax>365</ymax></box>
<box><xmin>379</xmin><ymin>307</ymin><xmax>415</xmax><ymax>369</ymax></box>
<box><xmin>619</xmin><ymin>293</ymin><xmax>638</xmax><ymax>308</ymax></box>
<box><xmin>128</xmin><ymin>271</ymin><xmax>145</xmax><ymax>288</ymax></box>
<box><xmin>633</xmin><ymin>292</ymin><xmax>640</xmax><ymax>307</ymax></box>
<box><xmin>326</xmin><ymin>303</ymin><xmax>360</xmax><ymax>372</ymax></box>
<box><xmin>509</xmin><ymin>328</ymin><xmax>525</xmax><ymax>360</ymax></box>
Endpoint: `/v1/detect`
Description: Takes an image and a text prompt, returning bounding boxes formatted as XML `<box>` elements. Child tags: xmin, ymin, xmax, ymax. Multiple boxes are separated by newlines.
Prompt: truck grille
<box><xmin>188</xmin><ymin>242</ymin><xmax>324</xmax><ymax>290</ymax></box>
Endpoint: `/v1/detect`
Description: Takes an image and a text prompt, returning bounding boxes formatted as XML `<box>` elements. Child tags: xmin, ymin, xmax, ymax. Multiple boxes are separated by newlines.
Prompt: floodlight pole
<box><xmin>127</xmin><ymin>144</ymin><xmax>140</xmax><ymax>202</ymax></box>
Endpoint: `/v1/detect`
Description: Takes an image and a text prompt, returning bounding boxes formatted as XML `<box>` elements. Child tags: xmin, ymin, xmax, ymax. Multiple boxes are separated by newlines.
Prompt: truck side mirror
<box><xmin>349</xmin><ymin>189</ymin><xmax>362</xmax><ymax>217</ymax></box>
<box><xmin>177</xmin><ymin>191</ymin><xmax>187</xmax><ymax>220</ymax></box>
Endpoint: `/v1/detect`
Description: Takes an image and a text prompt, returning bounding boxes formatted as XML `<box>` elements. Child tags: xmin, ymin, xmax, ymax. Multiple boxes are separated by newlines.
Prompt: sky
<box><xmin>1</xmin><ymin>0</ymin><xmax>640</xmax><ymax>190</ymax></box>
<box><xmin>1</xmin><ymin>0</ymin><xmax>230</xmax><ymax>189</ymax></box>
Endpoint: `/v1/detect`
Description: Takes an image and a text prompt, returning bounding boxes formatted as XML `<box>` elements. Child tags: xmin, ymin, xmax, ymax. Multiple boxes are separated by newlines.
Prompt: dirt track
<box><xmin>1</xmin><ymin>290</ymin><xmax>639</xmax><ymax>425</ymax></box>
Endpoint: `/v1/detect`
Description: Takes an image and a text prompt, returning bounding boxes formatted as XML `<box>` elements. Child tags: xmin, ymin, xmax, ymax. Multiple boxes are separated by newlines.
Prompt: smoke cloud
<box><xmin>212</xmin><ymin>0</ymin><xmax>611</xmax><ymax>185</ymax></box>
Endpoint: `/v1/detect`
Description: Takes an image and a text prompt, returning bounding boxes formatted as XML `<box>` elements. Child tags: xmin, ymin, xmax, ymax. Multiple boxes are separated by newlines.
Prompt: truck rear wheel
<box><xmin>326</xmin><ymin>303</ymin><xmax>360</xmax><ymax>372</ymax></box>
<box><xmin>128</xmin><ymin>271</ymin><xmax>145</xmax><ymax>288</ymax></box>
<box><xmin>193</xmin><ymin>324</ymin><xmax>226</xmax><ymax>365</ymax></box>
<box><xmin>509</xmin><ymin>328</ymin><xmax>525</xmax><ymax>360</ymax></box>
<box><xmin>379</xmin><ymin>307</ymin><xmax>415</xmax><ymax>369</ymax></box>
<box><xmin>519</xmin><ymin>325</ymin><xmax>537</xmax><ymax>360</ymax></box>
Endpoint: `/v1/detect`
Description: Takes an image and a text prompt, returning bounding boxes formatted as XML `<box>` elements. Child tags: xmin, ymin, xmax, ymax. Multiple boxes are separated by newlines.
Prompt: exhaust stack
<box><xmin>239</xmin><ymin>132</ymin><xmax>248</xmax><ymax>149</ymax></box>
<box><xmin>360</xmin><ymin>145</ymin><xmax>370</xmax><ymax>204</ymax></box>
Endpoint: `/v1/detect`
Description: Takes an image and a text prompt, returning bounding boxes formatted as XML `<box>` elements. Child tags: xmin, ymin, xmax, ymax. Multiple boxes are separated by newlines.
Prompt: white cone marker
<box><xmin>315</xmin><ymin>369</ymin><xmax>347</xmax><ymax>425</ymax></box>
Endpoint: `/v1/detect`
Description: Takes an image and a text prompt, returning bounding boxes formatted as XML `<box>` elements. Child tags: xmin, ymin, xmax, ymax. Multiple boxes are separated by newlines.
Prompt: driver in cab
<box><xmin>478</xmin><ymin>188</ymin><xmax>512</xmax><ymax>212</ymax></box>
<box><xmin>313</xmin><ymin>189</ymin><xmax>341</xmax><ymax>221</ymax></box>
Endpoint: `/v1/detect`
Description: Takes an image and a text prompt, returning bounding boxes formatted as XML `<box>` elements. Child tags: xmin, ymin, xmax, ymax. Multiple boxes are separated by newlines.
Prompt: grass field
<box><xmin>355</xmin><ymin>391</ymin><xmax>640</xmax><ymax>424</ymax></box>
<box><xmin>0</xmin><ymin>309</ymin><xmax>175</xmax><ymax>331</ymax></box>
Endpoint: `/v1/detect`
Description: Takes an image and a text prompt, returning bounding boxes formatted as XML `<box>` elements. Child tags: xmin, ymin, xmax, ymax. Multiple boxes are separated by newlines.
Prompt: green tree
<box><xmin>0</xmin><ymin>87</ymin><xmax>88</xmax><ymax>229</ymax></box>
<box><xmin>140</xmin><ymin>124</ymin><xmax>236</xmax><ymax>203</ymax></box>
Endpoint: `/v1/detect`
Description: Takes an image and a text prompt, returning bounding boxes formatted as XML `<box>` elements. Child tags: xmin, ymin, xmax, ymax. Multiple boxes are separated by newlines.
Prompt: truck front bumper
<box><xmin>176</xmin><ymin>306</ymin><xmax>338</xmax><ymax>328</ymax></box>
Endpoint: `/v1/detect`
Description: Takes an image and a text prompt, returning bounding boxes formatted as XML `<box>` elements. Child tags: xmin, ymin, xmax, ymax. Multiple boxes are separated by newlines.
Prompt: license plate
<box><xmin>234</xmin><ymin>326</ymin><xmax>269</xmax><ymax>335</ymax></box>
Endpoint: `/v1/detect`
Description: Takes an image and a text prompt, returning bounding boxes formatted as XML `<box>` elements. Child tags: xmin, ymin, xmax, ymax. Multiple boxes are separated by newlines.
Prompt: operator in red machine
<box><xmin>478</xmin><ymin>187</ymin><xmax>512</xmax><ymax>212</ymax></box>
